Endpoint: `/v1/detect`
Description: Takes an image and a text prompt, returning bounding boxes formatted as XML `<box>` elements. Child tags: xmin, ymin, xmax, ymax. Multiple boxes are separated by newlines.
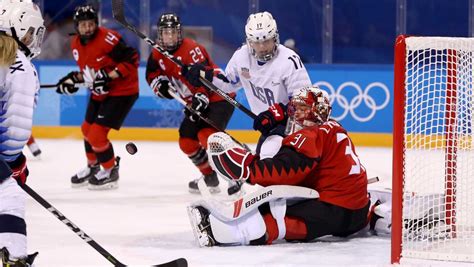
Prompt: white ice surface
<box><xmin>21</xmin><ymin>139</ymin><xmax>469</xmax><ymax>266</ymax></box>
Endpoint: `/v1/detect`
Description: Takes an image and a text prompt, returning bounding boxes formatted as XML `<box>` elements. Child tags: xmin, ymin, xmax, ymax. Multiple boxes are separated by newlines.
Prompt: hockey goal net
<box><xmin>392</xmin><ymin>35</ymin><xmax>474</xmax><ymax>263</ymax></box>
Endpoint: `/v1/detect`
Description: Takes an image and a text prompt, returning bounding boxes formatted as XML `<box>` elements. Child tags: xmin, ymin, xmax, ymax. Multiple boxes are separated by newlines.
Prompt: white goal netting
<box><xmin>402</xmin><ymin>37</ymin><xmax>474</xmax><ymax>262</ymax></box>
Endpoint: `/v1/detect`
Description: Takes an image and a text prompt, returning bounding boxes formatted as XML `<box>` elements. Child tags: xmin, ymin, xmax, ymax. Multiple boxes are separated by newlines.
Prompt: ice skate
<box><xmin>188</xmin><ymin>171</ymin><xmax>220</xmax><ymax>194</ymax></box>
<box><xmin>88</xmin><ymin>157</ymin><xmax>120</xmax><ymax>190</ymax></box>
<box><xmin>71</xmin><ymin>163</ymin><xmax>100</xmax><ymax>188</ymax></box>
<box><xmin>187</xmin><ymin>205</ymin><xmax>218</xmax><ymax>247</ymax></box>
<box><xmin>0</xmin><ymin>247</ymin><xmax>38</xmax><ymax>267</ymax></box>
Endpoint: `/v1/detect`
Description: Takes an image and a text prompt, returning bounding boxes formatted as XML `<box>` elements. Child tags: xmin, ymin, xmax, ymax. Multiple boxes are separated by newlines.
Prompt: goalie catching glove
<box><xmin>56</xmin><ymin>71</ymin><xmax>82</xmax><ymax>95</ymax></box>
<box><xmin>207</xmin><ymin>132</ymin><xmax>255</xmax><ymax>181</ymax></box>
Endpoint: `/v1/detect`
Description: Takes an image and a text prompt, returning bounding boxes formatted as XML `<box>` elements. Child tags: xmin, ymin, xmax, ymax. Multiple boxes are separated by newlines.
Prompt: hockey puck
<box><xmin>125</xmin><ymin>142</ymin><xmax>138</xmax><ymax>155</ymax></box>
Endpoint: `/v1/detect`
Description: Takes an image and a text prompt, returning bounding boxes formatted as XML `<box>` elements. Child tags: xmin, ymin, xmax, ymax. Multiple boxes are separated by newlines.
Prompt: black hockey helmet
<box><xmin>157</xmin><ymin>13</ymin><xmax>182</xmax><ymax>51</ymax></box>
<box><xmin>73</xmin><ymin>5</ymin><xmax>99</xmax><ymax>43</ymax></box>
<box><xmin>73</xmin><ymin>5</ymin><xmax>98</xmax><ymax>25</ymax></box>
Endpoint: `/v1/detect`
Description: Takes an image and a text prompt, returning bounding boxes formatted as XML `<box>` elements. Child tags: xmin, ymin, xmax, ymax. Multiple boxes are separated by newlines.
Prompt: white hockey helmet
<box><xmin>0</xmin><ymin>0</ymin><xmax>45</xmax><ymax>58</ymax></box>
<box><xmin>245</xmin><ymin>11</ymin><xmax>279</xmax><ymax>62</ymax></box>
<box><xmin>285</xmin><ymin>86</ymin><xmax>332</xmax><ymax>135</ymax></box>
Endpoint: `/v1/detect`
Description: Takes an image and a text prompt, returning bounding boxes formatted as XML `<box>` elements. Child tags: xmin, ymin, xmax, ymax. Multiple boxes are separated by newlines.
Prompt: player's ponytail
<box><xmin>0</xmin><ymin>34</ymin><xmax>18</xmax><ymax>67</ymax></box>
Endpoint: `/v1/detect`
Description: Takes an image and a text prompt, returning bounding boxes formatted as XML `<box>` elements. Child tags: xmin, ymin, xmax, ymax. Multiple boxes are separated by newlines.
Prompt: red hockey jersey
<box><xmin>145</xmin><ymin>38</ymin><xmax>234</xmax><ymax>103</ymax></box>
<box><xmin>249</xmin><ymin>120</ymin><xmax>369</xmax><ymax>210</ymax></box>
<box><xmin>71</xmin><ymin>27</ymin><xmax>139</xmax><ymax>100</ymax></box>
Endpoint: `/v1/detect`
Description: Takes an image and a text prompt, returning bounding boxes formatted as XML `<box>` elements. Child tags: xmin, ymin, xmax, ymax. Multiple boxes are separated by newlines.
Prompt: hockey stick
<box><xmin>41</xmin><ymin>83</ymin><xmax>88</xmax><ymax>89</ymax></box>
<box><xmin>20</xmin><ymin>183</ymin><xmax>188</xmax><ymax>267</ymax></box>
<box><xmin>111</xmin><ymin>0</ymin><xmax>257</xmax><ymax>120</ymax></box>
<box><xmin>40</xmin><ymin>84</ymin><xmax>58</xmax><ymax>88</ymax></box>
<box><xmin>196</xmin><ymin>176</ymin><xmax>380</xmax><ymax>221</ymax></box>
<box><xmin>167</xmin><ymin>85</ymin><xmax>250</xmax><ymax>151</ymax></box>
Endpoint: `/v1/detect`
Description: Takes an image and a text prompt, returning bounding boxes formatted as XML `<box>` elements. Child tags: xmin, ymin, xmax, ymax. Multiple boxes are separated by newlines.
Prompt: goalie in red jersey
<box><xmin>145</xmin><ymin>13</ymin><xmax>235</xmax><ymax>194</ymax></box>
<box><xmin>55</xmin><ymin>5</ymin><xmax>139</xmax><ymax>190</ymax></box>
<box><xmin>188</xmin><ymin>86</ymin><xmax>380</xmax><ymax>247</ymax></box>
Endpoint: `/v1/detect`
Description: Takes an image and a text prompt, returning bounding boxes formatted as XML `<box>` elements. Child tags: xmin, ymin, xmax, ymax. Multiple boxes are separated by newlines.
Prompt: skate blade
<box><xmin>189</xmin><ymin>188</ymin><xmax>201</xmax><ymax>194</ymax></box>
<box><xmin>189</xmin><ymin>186</ymin><xmax>221</xmax><ymax>194</ymax></box>
<box><xmin>88</xmin><ymin>181</ymin><xmax>119</xmax><ymax>190</ymax></box>
<box><xmin>208</xmin><ymin>186</ymin><xmax>221</xmax><ymax>194</ymax></box>
<box><xmin>71</xmin><ymin>181</ymin><xmax>89</xmax><ymax>188</ymax></box>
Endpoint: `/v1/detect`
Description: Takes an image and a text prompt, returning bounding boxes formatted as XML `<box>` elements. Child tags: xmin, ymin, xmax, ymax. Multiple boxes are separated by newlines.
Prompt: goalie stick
<box><xmin>20</xmin><ymin>183</ymin><xmax>188</xmax><ymax>267</ymax></box>
<box><xmin>111</xmin><ymin>0</ymin><xmax>257</xmax><ymax>120</ymax></box>
<box><xmin>194</xmin><ymin>179</ymin><xmax>319</xmax><ymax>222</ymax></box>
<box><xmin>194</xmin><ymin>176</ymin><xmax>380</xmax><ymax>222</ymax></box>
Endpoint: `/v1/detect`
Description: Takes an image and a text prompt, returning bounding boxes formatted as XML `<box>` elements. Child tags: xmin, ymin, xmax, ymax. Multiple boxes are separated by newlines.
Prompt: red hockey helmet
<box><xmin>285</xmin><ymin>86</ymin><xmax>332</xmax><ymax>135</ymax></box>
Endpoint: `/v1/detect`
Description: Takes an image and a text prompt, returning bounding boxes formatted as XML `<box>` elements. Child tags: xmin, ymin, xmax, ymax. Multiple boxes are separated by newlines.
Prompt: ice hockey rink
<box><xmin>23</xmin><ymin>139</ymin><xmax>467</xmax><ymax>267</ymax></box>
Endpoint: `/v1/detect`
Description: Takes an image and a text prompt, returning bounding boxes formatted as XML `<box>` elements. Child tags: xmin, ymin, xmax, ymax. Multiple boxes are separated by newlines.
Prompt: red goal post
<box><xmin>392</xmin><ymin>35</ymin><xmax>474</xmax><ymax>264</ymax></box>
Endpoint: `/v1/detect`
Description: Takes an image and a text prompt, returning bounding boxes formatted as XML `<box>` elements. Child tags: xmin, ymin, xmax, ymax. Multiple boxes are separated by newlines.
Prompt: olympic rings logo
<box><xmin>314</xmin><ymin>81</ymin><xmax>390</xmax><ymax>122</ymax></box>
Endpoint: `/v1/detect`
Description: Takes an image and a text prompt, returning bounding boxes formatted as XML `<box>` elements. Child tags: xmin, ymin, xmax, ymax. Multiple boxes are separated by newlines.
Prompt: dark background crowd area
<box><xmin>36</xmin><ymin>0</ymin><xmax>470</xmax><ymax>65</ymax></box>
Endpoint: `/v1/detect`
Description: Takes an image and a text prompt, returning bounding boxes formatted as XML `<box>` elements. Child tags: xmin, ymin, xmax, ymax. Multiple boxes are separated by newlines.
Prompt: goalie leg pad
<box><xmin>209</xmin><ymin>208</ymin><xmax>266</xmax><ymax>246</ymax></box>
<box><xmin>188</xmin><ymin>204</ymin><xmax>267</xmax><ymax>247</ymax></box>
<box><xmin>269</xmin><ymin>198</ymin><xmax>287</xmax><ymax>240</ymax></box>
<box><xmin>366</xmin><ymin>190</ymin><xmax>392</xmax><ymax>236</ymax></box>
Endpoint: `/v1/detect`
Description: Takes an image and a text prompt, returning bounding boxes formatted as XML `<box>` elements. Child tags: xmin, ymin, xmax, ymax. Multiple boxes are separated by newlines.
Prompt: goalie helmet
<box><xmin>157</xmin><ymin>13</ymin><xmax>182</xmax><ymax>52</ymax></box>
<box><xmin>73</xmin><ymin>5</ymin><xmax>99</xmax><ymax>42</ymax></box>
<box><xmin>0</xmin><ymin>0</ymin><xmax>44</xmax><ymax>58</ymax></box>
<box><xmin>245</xmin><ymin>11</ymin><xmax>279</xmax><ymax>62</ymax></box>
<box><xmin>285</xmin><ymin>86</ymin><xmax>332</xmax><ymax>135</ymax></box>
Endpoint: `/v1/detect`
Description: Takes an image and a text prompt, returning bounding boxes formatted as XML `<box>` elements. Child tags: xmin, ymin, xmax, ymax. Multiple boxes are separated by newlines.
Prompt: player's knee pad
<box><xmin>86</xmin><ymin>124</ymin><xmax>110</xmax><ymax>150</ymax></box>
<box><xmin>259</xmin><ymin>135</ymin><xmax>283</xmax><ymax>159</ymax></box>
<box><xmin>81</xmin><ymin>121</ymin><xmax>91</xmax><ymax>137</ymax></box>
<box><xmin>179</xmin><ymin>137</ymin><xmax>200</xmax><ymax>155</ymax></box>
<box><xmin>0</xmin><ymin>178</ymin><xmax>27</xmax><ymax>259</ymax></box>
<box><xmin>0</xmin><ymin>178</ymin><xmax>25</xmax><ymax>219</ymax></box>
<box><xmin>197</xmin><ymin>128</ymin><xmax>216</xmax><ymax>149</ymax></box>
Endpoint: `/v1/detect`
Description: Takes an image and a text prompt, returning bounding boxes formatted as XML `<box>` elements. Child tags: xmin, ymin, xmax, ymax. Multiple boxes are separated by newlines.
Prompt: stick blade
<box><xmin>152</xmin><ymin>258</ymin><xmax>188</xmax><ymax>267</ymax></box>
<box><xmin>111</xmin><ymin>0</ymin><xmax>126</xmax><ymax>22</ymax></box>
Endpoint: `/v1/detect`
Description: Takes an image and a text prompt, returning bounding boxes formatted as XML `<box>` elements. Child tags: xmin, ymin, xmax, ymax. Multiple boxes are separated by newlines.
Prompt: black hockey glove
<box><xmin>92</xmin><ymin>69</ymin><xmax>111</xmax><ymax>96</ymax></box>
<box><xmin>253</xmin><ymin>103</ymin><xmax>287</xmax><ymax>135</ymax></box>
<box><xmin>150</xmin><ymin>76</ymin><xmax>172</xmax><ymax>99</ymax></box>
<box><xmin>186</xmin><ymin>92</ymin><xmax>209</xmax><ymax>122</ymax></box>
<box><xmin>56</xmin><ymin>71</ymin><xmax>81</xmax><ymax>95</ymax></box>
<box><xmin>182</xmin><ymin>63</ymin><xmax>214</xmax><ymax>87</ymax></box>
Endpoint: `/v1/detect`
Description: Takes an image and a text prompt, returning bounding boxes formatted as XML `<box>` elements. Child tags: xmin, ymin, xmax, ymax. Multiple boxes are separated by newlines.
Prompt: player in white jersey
<box><xmin>183</xmin><ymin>11</ymin><xmax>312</xmax><ymax>158</ymax></box>
<box><xmin>0</xmin><ymin>1</ymin><xmax>44</xmax><ymax>265</ymax></box>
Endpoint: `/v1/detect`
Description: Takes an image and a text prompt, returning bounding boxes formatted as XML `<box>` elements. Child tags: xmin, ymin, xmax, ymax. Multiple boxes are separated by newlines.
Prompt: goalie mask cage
<box><xmin>392</xmin><ymin>35</ymin><xmax>474</xmax><ymax>264</ymax></box>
